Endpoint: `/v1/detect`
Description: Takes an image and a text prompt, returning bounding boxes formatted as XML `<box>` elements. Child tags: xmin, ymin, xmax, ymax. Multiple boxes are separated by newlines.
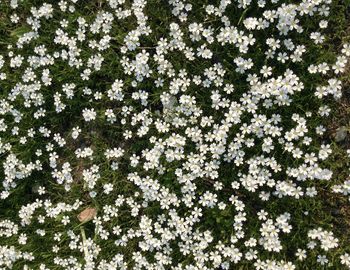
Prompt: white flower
<box><xmin>82</xmin><ymin>108</ymin><xmax>97</xmax><ymax>122</ymax></box>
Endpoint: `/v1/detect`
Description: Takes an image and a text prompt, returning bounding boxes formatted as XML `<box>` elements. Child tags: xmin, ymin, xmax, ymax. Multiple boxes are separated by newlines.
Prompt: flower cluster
<box><xmin>0</xmin><ymin>0</ymin><xmax>349</xmax><ymax>269</ymax></box>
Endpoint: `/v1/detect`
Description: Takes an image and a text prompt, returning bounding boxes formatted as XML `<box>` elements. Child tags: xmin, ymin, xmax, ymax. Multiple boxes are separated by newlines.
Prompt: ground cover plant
<box><xmin>0</xmin><ymin>0</ymin><xmax>350</xmax><ymax>269</ymax></box>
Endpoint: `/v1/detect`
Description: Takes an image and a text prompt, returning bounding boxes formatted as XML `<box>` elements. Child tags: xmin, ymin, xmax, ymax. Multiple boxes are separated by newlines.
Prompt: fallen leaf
<box><xmin>77</xmin><ymin>208</ymin><xmax>97</xmax><ymax>223</ymax></box>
